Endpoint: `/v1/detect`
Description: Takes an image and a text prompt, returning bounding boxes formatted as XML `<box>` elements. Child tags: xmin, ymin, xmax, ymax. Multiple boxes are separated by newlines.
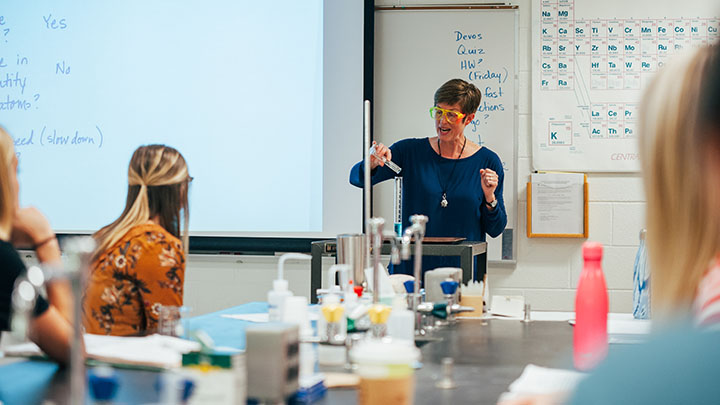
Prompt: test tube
<box><xmin>382</xmin><ymin>157</ymin><xmax>402</xmax><ymax>174</ymax></box>
<box><xmin>394</xmin><ymin>177</ymin><xmax>403</xmax><ymax>236</ymax></box>
<box><xmin>371</xmin><ymin>145</ymin><xmax>402</xmax><ymax>174</ymax></box>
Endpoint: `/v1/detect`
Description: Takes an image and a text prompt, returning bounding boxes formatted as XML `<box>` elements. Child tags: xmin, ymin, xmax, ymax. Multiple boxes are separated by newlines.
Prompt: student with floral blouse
<box><xmin>82</xmin><ymin>145</ymin><xmax>191</xmax><ymax>336</ymax></box>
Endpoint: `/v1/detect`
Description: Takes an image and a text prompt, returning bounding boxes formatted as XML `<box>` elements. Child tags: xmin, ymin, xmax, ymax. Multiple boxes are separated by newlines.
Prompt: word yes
<box><xmin>43</xmin><ymin>14</ymin><xmax>67</xmax><ymax>30</ymax></box>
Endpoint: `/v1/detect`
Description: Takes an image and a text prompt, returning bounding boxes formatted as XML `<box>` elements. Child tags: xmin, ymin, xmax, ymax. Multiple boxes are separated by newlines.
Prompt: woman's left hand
<box><xmin>480</xmin><ymin>168</ymin><xmax>499</xmax><ymax>201</ymax></box>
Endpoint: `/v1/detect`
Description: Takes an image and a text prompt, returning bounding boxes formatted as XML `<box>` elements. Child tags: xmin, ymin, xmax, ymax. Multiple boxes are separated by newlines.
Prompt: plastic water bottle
<box><xmin>574</xmin><ymin>242</ymin><xmax>608</xmax><ymax>371</ymax></box>
<box><xmin>632</xmin><ymin>229</ymin><xmax>650</xmax><ymax>319</ymax></box>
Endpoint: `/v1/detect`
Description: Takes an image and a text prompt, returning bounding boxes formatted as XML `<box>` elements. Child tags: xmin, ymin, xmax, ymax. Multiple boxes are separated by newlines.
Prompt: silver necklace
<box><xmin>437</xmin><ymin>137</ymin><xmax>466</xmax><ymax>208</ymax></box>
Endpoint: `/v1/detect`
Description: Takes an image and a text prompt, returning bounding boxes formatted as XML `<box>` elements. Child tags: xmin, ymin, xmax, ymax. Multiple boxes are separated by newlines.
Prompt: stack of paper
<box><xmin>498</xmin><ymin>364</ymin><xmax>587</xmax><ymax>403</ymax></box>
<box><xmin>2</xmin><ymin>334</ymin><xmax>201</xmax><ymax>369</ymax></box>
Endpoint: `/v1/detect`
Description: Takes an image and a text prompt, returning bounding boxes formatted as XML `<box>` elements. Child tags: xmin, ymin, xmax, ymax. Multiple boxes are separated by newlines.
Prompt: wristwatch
<box><xmin>485</xmin><ymin>199</ymin><xmax>497</xmax><ymax>209</ymax></box>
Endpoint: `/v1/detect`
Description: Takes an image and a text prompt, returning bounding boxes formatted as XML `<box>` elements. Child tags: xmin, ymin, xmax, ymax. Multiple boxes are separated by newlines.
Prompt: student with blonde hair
<box><xmin>83</xmin><ymin>145</ymin><xmax>191</xmax><ymax>336</ymax></box>
<box><xmin>0</xmin><ymin>126</ymin><xmax>73</xmax><ymax>363</ymax></box>
<box><xmin>501</xmin><ymin>45</ymin><xmax>720</xmax><ymax>405</ymax></box>
<box><xmin>639</xmin><ymin>44</ymin><xmax>720</xmax><ymax>325</ymax></box>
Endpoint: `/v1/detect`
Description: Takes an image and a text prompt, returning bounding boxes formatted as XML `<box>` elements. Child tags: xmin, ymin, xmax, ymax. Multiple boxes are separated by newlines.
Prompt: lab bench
<box><xmin>310</xmin><ymin>240</ymin><xmax>488</xmax><ymax>303</ymax></box>
<box><xmin>0</xmin><ymin>302</ymin><xmax>575</xmax><ymax>404</ymax></box>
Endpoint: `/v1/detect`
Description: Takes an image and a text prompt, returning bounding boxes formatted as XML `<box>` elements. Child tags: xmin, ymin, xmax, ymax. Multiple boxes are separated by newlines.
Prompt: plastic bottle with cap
<box><xmin>318</xmin><ymin>293</ymin><xmax>347</xmax><ymax>366</ymax></box>
<box><xmin>632</xmin><ymin>229</ymin><xmax>650</xmax><ymax>319</ymax></box>
<box><xmin>347</xmin><ymin>285</ymin><xmax>371</xmax><ymax>332</ymax></box>
<box><xmin>574</xmin><ymin>241</ymin><xmax>609</xmax><ymax>371</ymax></box>
<box><xmin>156</xmin><ymin>370</ymin><xmax>195</xmax><ymax>405</ymax></box>
<box><xmin>368</xmin><ymin>304</ymin><xmax>392</xmax><ymax>338</ymax></box>
<box><xmin>403</xmin><ymin>280</ymin><xmax>416</xmax><ymax>308</ymax></box>
<box><xmin>320</xmin><ymin>294</ymin><xmax>346</xmax><ymax>344</ymax></box>
<box><xmin>440</xmin><ymin>279</ymin><xmax>460</xmax><ymax>323</ymax></box>
<box><xmin>268</xmin><ymin>253</ymin><xmax>310</xmax><ymax>322</ymax></box>
<box><xmin>88</xmin><ymin>365</ymin><xmax>119</xmax><ymax>403</ymax></box>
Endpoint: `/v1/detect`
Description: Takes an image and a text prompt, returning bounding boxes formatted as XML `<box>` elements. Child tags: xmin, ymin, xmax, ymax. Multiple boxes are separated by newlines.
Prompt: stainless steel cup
<box><xmin>337</xmin><ymin>233</ymin><xmax>366</xmax><ymax>287</ymax></box>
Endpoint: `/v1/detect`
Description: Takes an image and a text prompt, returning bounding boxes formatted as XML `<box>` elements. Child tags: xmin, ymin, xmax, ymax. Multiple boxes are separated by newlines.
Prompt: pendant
<box><xmin>441</xmin><ymin>192</ymin><xmax>448</xmax><ymax>208</ymax></box>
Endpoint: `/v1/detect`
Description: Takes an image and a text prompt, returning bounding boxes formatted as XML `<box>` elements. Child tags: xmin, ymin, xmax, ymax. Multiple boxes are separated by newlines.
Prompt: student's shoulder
<box><xmin>116</xmin><ymin>224</ymin><xmax>183</xmax><ymax>257</ymax></box>
<box><xmin>125</xmin><ymin>225</ymin><xmax>185</xmax><ymax>270</ymax></box>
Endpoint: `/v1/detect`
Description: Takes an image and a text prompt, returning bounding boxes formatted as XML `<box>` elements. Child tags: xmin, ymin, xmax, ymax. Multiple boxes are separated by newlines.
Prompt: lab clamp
<box><xmin>413</xmin><ymin>280</ymin><xmax>474</xmax><ymax>329</ymax></box>
<box><xmin>11</xmin><ymin>236</ymin><xmax>95</xmax><ymax>405</ymax></box>
<box><xmin>400</xmin><ymin>214</ymin><xmax>430</xmax><ymax>337</ymax></box>
<box><xmin>370</xmin><ymin>214</ymin><xmax>473</xmax><ymax>337</ymax></box>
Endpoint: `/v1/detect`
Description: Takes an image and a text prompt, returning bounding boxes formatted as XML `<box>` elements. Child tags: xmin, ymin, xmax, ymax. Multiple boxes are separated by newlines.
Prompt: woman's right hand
<box><xmin>370</xmin><ymin>141</ymin><xmax>392</xmax><ymax>170</ymax></box>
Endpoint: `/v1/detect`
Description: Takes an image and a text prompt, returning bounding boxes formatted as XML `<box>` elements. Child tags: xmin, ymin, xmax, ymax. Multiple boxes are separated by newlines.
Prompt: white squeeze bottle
<box><xmin>268</xmin><ymin>278</ymin><xmax>292</xmax><ymax>322</ymax></box>
<box><xmin>387</xmin><ymin>296</ymin><xmax>415</xmax><ymax>344</ymax></box>
<box><xmin>268</xmin><ymin>253</ymin><xmax>310</xmax><ymax>321</ymax></box>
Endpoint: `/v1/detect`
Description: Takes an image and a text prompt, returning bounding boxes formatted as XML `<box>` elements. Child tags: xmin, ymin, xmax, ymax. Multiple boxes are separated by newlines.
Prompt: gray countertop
<box><xmin>325</xmin><ymin>318</ymin><xmax>574</xmax><ymax>404</ymax></box>
<box><xmin>0</xmin><ymin>318</ymin><xmax>575</xmax><ymax>404</ymax></box>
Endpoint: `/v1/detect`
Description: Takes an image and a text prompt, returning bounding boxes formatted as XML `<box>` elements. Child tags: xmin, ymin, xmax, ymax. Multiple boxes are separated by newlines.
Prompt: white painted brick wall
<box><xmin>184</xmin><ymin>255</ymin><xmax>335</xmax><ymax>316</ymax></box>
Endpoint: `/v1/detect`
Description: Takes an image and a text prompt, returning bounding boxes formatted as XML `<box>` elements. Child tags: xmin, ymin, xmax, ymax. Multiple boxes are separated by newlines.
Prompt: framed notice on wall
<box><xmin>527</xmin><ymin>172</ymin><xmax>588</xmax><ymax>238</ymax></box>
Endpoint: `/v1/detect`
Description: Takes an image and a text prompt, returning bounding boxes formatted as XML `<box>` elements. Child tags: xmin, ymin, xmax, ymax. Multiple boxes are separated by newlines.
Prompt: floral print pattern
<box><xmin>82</xmin><ymin>224</ymin><xmax>185</xmax><ymax>336</ymax></box>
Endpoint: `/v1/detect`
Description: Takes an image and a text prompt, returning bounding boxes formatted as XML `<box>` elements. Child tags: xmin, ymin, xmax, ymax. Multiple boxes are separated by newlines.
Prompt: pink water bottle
<box><xmin>573</xmin><ymin>242</ymin><xmax>609</xmax><ymax>371</ymax></box>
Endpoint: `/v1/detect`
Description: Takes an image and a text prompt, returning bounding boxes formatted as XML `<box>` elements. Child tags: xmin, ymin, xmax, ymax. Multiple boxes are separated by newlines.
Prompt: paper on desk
<box><xmin>498</xmin><ymin>364</ymin><xmax>586</xmax><ymax>402</ymax></box>
<box><xmin>221</xmin><ymin>313</ymin><xmax>270</xmax><ymax>322</ymax></box>
<box><xmin>2</xmin><ymin>334</ymin><xmax>200</xmax><ymax>369</ymax></box>
<box><xmin>490</xmin><ymin>295</ymin><xmax>525</xmax><ymax>318</ymax></box>
<box><xmin>221</xmin><ymin>312</ymin><xmax>318</xmax><ymax>322</ymax></box>
<box><xmin>87</xmin><ymin>334</ymin><xmax>200</xmax><ymax>368</ymax></box>
<box><xmin>607</xmin><ymin>319</ymin><xmax>651</xmax><ymax>335</ymax></box>
<box><xmin>566</xmin><ymin>318</ymin><xmax>651</xmax><ymax>334</ymax></box>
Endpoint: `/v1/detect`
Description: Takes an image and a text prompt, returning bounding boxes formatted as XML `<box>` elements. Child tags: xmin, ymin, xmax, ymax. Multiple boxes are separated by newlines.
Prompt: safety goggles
<box><xmin>429</xmin><ymin>106</ymin><xmax>466</xmax><ymax>123</ymax></box>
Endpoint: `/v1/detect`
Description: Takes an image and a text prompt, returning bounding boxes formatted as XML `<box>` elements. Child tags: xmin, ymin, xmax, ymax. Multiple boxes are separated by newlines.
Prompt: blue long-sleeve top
<box><xmin>349</xmin><ymin>138</ymin><xmax>507</xmax><ymax>279</ymax></box>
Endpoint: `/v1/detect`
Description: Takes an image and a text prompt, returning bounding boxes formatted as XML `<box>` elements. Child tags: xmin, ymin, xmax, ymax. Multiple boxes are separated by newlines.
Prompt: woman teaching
<box><xmin>82</xmin><ymin>145</ymin><xmax>190</xmax><ymax>336</ymax></box>
<box><xmin>349</xmin><ymin>79</ymin><xmax>507</xmax><ymax>279</ymax></box>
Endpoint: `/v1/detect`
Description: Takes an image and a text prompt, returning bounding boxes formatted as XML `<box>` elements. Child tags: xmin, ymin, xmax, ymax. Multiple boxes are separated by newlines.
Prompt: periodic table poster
<box><xmin>532</xmin><ymin>0</ymin><xmax>719</xmax><ymax>172</ymax></box>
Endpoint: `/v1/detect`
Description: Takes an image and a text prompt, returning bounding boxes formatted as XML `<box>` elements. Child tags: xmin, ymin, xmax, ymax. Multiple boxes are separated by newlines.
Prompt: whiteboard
<box><xmin>0</xmin><ymin>0</ymin><xmax>364</xmax><ymax>239</ymax></box>
<box><xmin>374</xmin><ymin>7</ymin><xmax>518</xmax><ymax>262</ymax></box>
<box><xmin>532</xmin><ymin>0</ymin><xmax>719</xmax><ymax>172</ymax></box>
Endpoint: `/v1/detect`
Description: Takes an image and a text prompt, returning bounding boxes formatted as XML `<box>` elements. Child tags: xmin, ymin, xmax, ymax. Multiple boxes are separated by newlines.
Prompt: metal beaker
<box><xmin>337</xmin><ymin>233</ymin><xmax>366</xmax><ymax>287</ymax></box>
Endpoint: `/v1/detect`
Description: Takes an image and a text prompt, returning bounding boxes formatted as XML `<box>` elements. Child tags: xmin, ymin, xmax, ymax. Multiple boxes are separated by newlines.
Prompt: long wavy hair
<box><xmin>639</xmin><ymin>45</ymin><xmax>720</xmax><ymax>320</ymax></box>
<box><xmin>0</xmin><ymin>126</ymin><xmax>16</xmax><ymax>241</ymax></box>
<box><xmin>92</xmin><ymin>145</ymin><xmax>190</xmax><ymax>262</ymax></box>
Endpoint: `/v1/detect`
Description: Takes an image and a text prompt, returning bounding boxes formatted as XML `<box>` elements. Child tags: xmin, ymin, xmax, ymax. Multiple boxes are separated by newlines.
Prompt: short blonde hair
<box><xmin>639</xmin><ymin>45</ymin><xmax>720</xmax><ymax>319</ymax></box>
<box><xmin>0</xmin><ymin>126</ymin><xmax>16</xmax><ymax>241</ymax></box>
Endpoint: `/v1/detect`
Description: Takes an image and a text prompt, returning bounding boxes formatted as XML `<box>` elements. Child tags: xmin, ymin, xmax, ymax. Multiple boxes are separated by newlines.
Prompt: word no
<box><xmin>56</xmin><ymin>61</ymin><xmax>70</xmax><ymax>74</ymax></box>
<box><xmin>43</xmin><ymin>14</ymin><xmax>67</xmax><ymax>30</ymax></box>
